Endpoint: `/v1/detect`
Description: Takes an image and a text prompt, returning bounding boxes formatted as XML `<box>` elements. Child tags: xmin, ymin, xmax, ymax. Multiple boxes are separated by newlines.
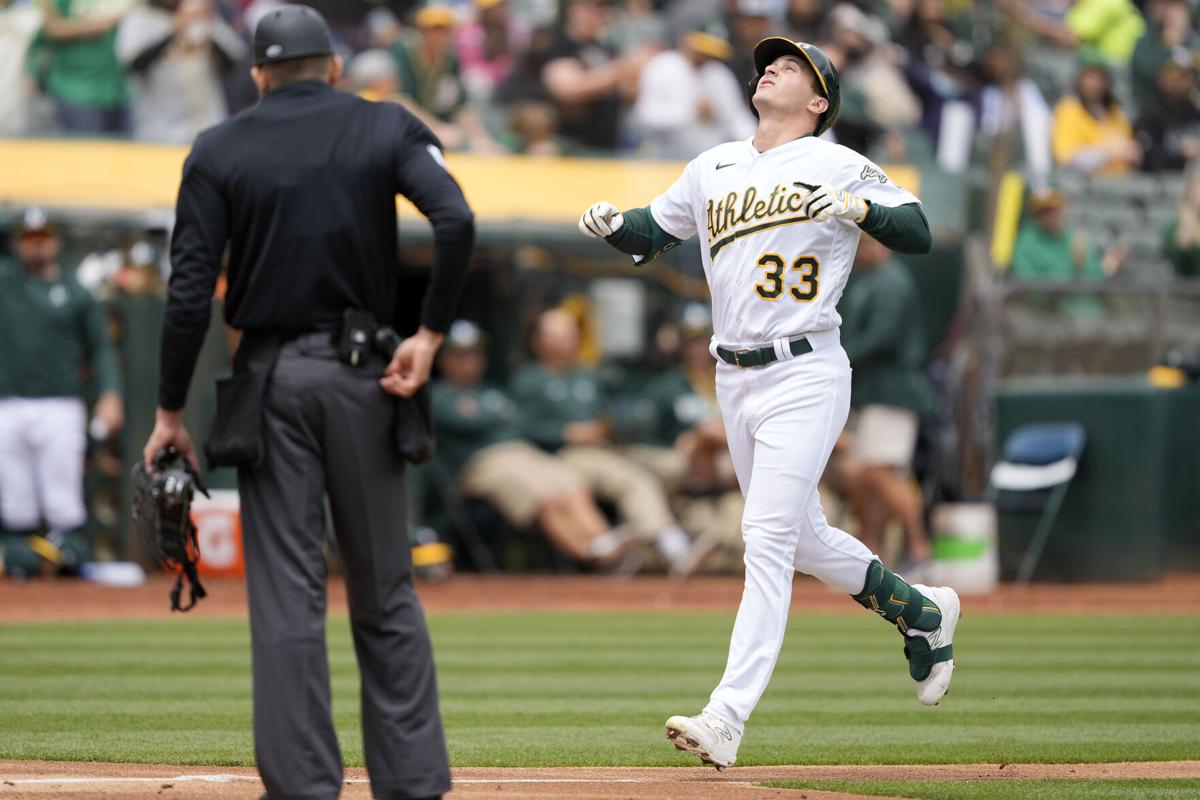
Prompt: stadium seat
<box><xmin>989</xmin><ymin>422</ymin><xmax>1086</xmax><ymax>585</ymax></box>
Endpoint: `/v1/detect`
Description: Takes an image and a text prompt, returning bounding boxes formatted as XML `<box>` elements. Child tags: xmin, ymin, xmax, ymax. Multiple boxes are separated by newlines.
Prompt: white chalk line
<box><xmin>1</xmin><ymin>774</ymin><xmax>751</xmax><ymax>787</ymax></box>
<box><xmin>0</xmin><ymin>775</ymin><xmax>252</xmax><ymax>785</ymax></box>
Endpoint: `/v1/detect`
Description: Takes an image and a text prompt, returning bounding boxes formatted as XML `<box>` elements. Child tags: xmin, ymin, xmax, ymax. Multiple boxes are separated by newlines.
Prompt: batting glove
<box><xmin>795</xmin><ymin>182</ymin><xmax>869</xmax><ymax>224</ymax></box>
<box><xmin>579</xmin><ymin>201</ymin><xmax>624</xmax><ymax>238</ymax></box>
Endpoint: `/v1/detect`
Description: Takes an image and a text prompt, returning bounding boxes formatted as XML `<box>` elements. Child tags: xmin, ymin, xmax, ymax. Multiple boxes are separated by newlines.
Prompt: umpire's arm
<box><xmin>381</xmin><ymin>112</ymin><xmax>476</xmax><ymax>398</ymax></box>
<box><xmin>144</xmin><ymin>139</ymin><xmax>227</xmax><ymax>468</ymax></box>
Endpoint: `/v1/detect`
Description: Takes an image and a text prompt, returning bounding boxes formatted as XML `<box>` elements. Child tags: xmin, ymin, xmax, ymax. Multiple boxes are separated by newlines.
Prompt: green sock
<box><xmin>851</xmin><ymin>560</ymin><xmax>942</xmax><ymax>635</ymax></box>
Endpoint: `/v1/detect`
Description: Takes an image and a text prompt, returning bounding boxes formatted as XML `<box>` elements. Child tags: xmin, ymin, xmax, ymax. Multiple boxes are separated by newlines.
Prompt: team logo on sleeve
<box><xmin>860</xmin><ymin>166</ymin><xmax>889</xmax><ymax>183</ymax></box>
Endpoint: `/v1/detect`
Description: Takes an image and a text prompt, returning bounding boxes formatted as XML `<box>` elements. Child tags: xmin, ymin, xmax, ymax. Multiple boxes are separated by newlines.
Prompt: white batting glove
<box><xmin>579</xmin><ymin>201</ymin><xmax>624</xmax><ymax>238</ymax></box>
<box><xmin>796</xmin><ymin>182</ymin><xmax>869</xmax><ymax>224</ymax></box>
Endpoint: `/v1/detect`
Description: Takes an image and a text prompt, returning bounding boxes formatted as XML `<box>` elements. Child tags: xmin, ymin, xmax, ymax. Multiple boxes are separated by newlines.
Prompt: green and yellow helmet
<box><xmin>749</xmin><ymin>37</ymin><xmax>841</xmax><ymax>137</ymax></box>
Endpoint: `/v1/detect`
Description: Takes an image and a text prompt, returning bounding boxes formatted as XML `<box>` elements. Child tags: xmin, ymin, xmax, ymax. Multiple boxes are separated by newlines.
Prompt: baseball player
<box><xmin>579</xmin><ymin>38</ymin><xmax>961</xmax><ymax>770</ymax></box>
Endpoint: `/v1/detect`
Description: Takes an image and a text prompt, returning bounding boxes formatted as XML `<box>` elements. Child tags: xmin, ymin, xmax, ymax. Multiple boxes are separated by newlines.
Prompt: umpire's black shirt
<box><xmin>158</xmin><ymin>79</ymin><xmax>475</xmax><ymax>410</ymax></box>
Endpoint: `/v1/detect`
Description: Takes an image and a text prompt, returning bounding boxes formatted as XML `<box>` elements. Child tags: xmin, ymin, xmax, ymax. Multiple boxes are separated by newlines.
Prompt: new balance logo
<box><xmin>715</xmin><ymin>725</ymin><xmax>733</xmax><ymax>741</ymax></box>
<box><xmin>716</xmin><ymin>162</ymin><xmax>737</xmax><ymax>170</ymax></box>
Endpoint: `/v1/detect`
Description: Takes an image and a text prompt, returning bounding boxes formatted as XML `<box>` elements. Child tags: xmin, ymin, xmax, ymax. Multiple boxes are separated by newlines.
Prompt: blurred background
<box><xmin>1</xmin><ymin>0</ymin><xmax>1199</xmax><ymax>592</ymax></box>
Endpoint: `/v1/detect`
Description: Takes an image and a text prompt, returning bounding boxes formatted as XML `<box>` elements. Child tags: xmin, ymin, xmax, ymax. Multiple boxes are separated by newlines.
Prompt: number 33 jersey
<box><xmin>649</xmin><ymin>135</ymin><xmax>920</xmax><ymax>347</ymax></box>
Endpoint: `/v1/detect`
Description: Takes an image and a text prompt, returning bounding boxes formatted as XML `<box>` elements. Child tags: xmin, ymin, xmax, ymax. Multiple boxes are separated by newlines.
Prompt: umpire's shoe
<box><xmin>665</xmin><ymin>711</ymin><xmax>741</xmax><ymax>770</ymax></box>
<box><xmin>904</xmin><ymin>584</ymin><xmax>961</xmax><ymax>706</ymax></box>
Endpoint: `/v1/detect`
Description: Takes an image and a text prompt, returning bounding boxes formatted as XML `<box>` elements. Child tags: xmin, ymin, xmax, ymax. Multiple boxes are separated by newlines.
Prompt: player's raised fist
<box><xmin>795</xmin><ymin>182</ymin><xmax>869</xmax><ymax>224</ymax></box>
<box><xmin>579</xmin><ymin>201</ymin><xmax>624</xmax><ymax>238</ymax></box>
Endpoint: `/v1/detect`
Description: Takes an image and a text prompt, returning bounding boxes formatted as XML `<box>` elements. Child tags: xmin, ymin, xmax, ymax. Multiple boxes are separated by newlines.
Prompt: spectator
<box><xmin>785</xmin><ymin>0</ymin><xmax>825</xmax><ymax>43</ymax></box>
<box><xmin>537</xmin><ymin>0</ymin><xmax>656</xmax><ymax>152</ymax></box>
<box><xmin>28</xmin><ymin>0</ymin><xmax>131</xmax><ymax>134</ymax></box>
<box><xmin>0</xmin><ymin>208</ymin><xmax>123</xmax><ymax>577</ymax></box>
<box><xmin>431</xmin><ymin>321</ymin><xmax>635</xmax><ymax>566</ymax></box>
<box><xmin>836</xmin><ymin>235</ymin><xmax>934</xmax><ymax>569</ymax></box>
<box><xmin>509</xmin><ymin>308</ymin><xmax>713</xmax><ymax>576</ymax></box>
<box><xmin>894</xmin><ymin>0</ymin><xmax>975</xmax><ymax>141</ymax></box>
<box><xmin>348</xmin><ymin>47</ymin><xmax>403</xmax><ymax>101</ymax></box>
<box><xmin>1164</xmin><ymin>173</ymin><xmax>1200</xmax><ymax>278</ymax></box>
<box><xmin>1131</xmin><ymin>0</ymin><xmax>1196</xmax><ymax>111</ymax></box>
<box><xmin>635</xmin><ymin>306</ymin><xmax>742</xmax><ymax>569</ymax></box>
<box><xmin>0</xmin><ymin>0</ymin><xmax>43</xmax><ymax>136</ymax></box>
<box><xmin>726</xmin><ymin>0</ymin><xmax>784</xmax><ymax>84</ymax></box>
<box><xmin>1011</xmin><ymin>188</ymin><xmax>1126</xmax><ymax>281</ymax></box>
<box><xmin>302</xmin><ymin>0</ymin><xmax>417</xmax><ymax>52</ymax></box>
<box><xmin>976</xmin><ymin>43</ymin><xmax>1054</xmax><ymax>185</ymax></box>
<box><xmin>115</xmin><ymin>0</ymin><xmax>246</xmax><ymax>143</ymax></box>
<box><xmin>391</xmin><ymin>3</ymin><xmax>501</xmax><ymax>152</ymax></box>
<box><xmin>631</xmin><ymin>23</ymin><xmax>756</xmax><ymax>159</ymax></box>
<box><xmin>1052</xmin><ymin>61</ymin><xmax>1141</xmax><ymax>175</ymax></box>
<box><xmin>505</xmin><ymin>99</ymin><xmax>561</xmax><ymax>154</ymax></box>
<box><xmin>456</xmin><ymin>0</ymin><xmax>531</xmax><ymax>102</ymax></box>
<box><xmin>1134</xmin><ymin>55</ymin><xmax>1200</xmax><ymax>173</ymax></box>
<box><xmin>1003</xmin><ymin>0</ymin><xmax>1145</xmax><ymax>65</ymax></box>
<box><xmin>825</xmin><ymin>3</ymin><xmax>921</xmax><ymax>154</ymax></box>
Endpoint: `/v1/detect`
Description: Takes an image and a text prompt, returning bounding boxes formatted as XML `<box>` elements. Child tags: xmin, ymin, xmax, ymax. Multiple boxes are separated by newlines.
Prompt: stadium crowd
<box><xmin>0</xmin><ymin>0</ymin><xmax>1195</xmax><ymax>171</ymax></box>
<box><xmin>2</xmin><ymin>0</ymin><xmax>1199</xmax><ymax>578</ymax></box>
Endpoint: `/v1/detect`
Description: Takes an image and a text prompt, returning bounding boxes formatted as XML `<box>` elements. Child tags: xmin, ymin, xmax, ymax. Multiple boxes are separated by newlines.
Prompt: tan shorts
<box><xmin>458</xmin><ymin>441</ymin><xmax>585</xmax><ymax>527</ymax></box>
<box><xmin>850</xmin><ymin>405</ymin><xmax>918</xmax><ymax>468</ymax></box>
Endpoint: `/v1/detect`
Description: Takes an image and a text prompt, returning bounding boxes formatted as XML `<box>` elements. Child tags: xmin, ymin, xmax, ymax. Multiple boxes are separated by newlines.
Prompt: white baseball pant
<box><xmin>703</xmin><ymin>328</ymin><xmax>877</xmax><ymax>731</ymax></box>
<box><xmin>0</xmin><ymin>397</ymin><xmax>88</xmax><ymax>531</ymax></box>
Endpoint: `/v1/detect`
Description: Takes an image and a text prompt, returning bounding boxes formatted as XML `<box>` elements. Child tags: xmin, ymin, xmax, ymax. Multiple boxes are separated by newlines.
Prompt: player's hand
<box><xmin>91</xmin><ymin>391</ymin><xmax>124</xmax><ymax>440</ymax></box>
<box><xmin>564</xmin><ymin>420</ymin><xmax>610</xmax><ymax>445</ymax></box>
<box><xmin>381</xmin><ymin>327</ymin><xmax>444</xmax><ymax>398</ymax></box>
<box><xmin>579</xmin><ymin>201</ymin><xmax>624</xmax><ymax>239</ymax></box>
<box><xmin>143</xmin><ymin>409</ymin><xmax>200</xmax><ymax>474</ymax></box>
<box><xmin>795</xmin><ymin>182</ymin><xmax>869</xmax><ymax>224</ymax></box>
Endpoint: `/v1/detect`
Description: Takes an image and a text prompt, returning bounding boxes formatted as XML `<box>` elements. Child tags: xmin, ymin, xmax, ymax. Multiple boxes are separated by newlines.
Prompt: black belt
<box><xmin>716</xmin><ymin>336</ymin><xmax>813</xmax><ymax>368</ymax></box>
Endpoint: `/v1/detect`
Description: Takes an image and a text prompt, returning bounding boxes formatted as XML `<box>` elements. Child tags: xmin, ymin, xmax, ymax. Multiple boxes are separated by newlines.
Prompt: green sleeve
<box><xmin>842</xmin><ymin>279</ymin><xmax>907</xmax><ymax>365</ymax></box>
<box><xmin>604</xmin><ymin>206</ymin><xmax>684</xmax><ymax>265</ymax></box>
<box><xmin>80</xmin><ymin>293</ymin><xmax>121</xmax><ymax>395</ymax></box>
<box><xmin>859</xmin><ymin>202</ymin><xmax>932</xmax><ymax>254</ymax></box>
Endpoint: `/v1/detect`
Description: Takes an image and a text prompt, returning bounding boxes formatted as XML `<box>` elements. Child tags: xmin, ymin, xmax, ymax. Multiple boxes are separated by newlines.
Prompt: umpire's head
<box><xmin>250</xmin><ymin>5</ymin><xmax>343</xmax><ymax>95</ymax></box>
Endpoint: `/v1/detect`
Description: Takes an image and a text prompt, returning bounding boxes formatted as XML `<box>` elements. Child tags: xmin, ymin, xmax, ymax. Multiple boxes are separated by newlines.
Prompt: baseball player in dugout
<box><xmin>580</xmin><ymin>37</ymin><xmax>960</xmax><ymax>770</ymax></box>
<box><xmin>142</xmin><ymin>6</ymin><xmax>474</xmax><ymax>800</ymax></box>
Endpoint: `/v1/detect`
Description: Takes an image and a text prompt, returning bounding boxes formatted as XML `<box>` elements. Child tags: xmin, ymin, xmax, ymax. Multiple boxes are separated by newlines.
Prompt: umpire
<box><xmin>141</xmin><ymin>6</ymin><xmax>474</xmax><ymax>800</ymax></box>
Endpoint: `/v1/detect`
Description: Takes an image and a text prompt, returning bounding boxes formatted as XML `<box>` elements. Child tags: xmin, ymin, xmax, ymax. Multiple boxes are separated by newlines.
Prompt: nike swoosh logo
<box><xmin>716</xmin><ymin>162</ymin><xmax>736</xmax><ymax>170</ymax></box>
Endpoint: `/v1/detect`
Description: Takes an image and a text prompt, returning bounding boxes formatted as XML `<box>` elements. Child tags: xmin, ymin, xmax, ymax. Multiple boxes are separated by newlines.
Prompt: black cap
<box><xmin>253</xmin><ymin>5</ymin><xmax>334</xmax><ymax>66</ymax></box>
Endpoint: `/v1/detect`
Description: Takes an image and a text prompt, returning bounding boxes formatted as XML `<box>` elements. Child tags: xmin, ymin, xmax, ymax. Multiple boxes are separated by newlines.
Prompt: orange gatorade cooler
<box><xmin>190</xmin><ymin>489</ymin><xmax>245</xmax><ymax>577</ymax></box>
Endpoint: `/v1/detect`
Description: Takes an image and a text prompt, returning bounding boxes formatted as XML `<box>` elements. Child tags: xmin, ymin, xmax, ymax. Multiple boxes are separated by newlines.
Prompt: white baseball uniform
<box><xmin>648</xmin><ymin>135</ymin><xmax>921</xmax><ymax>731</ymax></box>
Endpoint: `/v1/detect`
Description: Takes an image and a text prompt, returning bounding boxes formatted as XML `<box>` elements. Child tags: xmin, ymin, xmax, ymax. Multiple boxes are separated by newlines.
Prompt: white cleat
<box><xmin>906</xmin><ymin>584</ymin><xmax>961</xmax><ymax>706</ymax></box>
<box><xmin>664</xmin><ymin>712</ymin><xmax>741</xmax><ymax>771</ymax></box>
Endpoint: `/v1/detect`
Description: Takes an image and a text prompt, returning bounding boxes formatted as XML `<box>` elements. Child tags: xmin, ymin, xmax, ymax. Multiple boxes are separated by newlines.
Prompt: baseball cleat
<box><xmin>664</xmin><ymin>712</ymin><xmax>740</xmax><ymax>770</ymax></box>
<box><xmin>905</xmin><ymin>584</ymin><xmax>960</xmax><ymax>706</ymax></box>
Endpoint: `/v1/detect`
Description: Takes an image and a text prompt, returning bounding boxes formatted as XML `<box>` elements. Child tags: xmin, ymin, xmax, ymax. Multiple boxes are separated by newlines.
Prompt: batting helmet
<box><xmin>253</xmin><ymin>4</ymin><xmax>334</xmax><ymax>66</ymax></box>
<box><xmin>748</xmin><ymin>38</ymin><xmax>841</xmax><ymax>137</ymax></box>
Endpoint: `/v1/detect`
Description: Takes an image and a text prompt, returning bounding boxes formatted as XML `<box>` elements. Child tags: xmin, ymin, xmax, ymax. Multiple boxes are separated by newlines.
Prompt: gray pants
<box><xmin>237</xmin><ymin>335</ymin><xmax>449</xmax><ymax>800</ymax></box>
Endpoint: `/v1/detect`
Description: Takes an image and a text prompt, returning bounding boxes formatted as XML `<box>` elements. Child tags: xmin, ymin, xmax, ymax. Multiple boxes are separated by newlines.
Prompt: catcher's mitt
<box><xmin>132</xmin><ymin>447</ymin><xmax>210</xmax><ymax>611</ymax></box>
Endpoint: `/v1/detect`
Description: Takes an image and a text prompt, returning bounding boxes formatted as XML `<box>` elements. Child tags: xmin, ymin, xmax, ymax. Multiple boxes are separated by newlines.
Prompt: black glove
<box><xmin>131</xmin><ymin>446</ymin><xmax>210</xmax><ymax>611</ymax></box>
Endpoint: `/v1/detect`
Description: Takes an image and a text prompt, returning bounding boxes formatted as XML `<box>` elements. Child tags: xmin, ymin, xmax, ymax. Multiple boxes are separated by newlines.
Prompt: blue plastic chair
<box><xmin>988</xmin><ymin>422</ymin><xmax>1087</xmax><ymax>585</ymax></box>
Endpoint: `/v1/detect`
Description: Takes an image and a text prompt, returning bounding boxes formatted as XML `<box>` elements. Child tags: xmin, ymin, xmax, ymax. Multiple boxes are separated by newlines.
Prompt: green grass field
<box><xmin>1</xmin><ymin>610</ymin><xmax>1198</xmax><ymax>796</ymax></box>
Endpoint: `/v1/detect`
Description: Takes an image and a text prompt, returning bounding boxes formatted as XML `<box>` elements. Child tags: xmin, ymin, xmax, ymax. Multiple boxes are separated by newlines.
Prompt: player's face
<box><xmin>1036</xmin><ymin>206</ymin><xmax>1065</xmax><ymax>235</ymax></box>
<box><xmin>15</xmin><ymin>231</ymin><xmax>59</xmax><ymax>268</ymax></box>
<box><xmin>438</xmin><ymin>348</ymin><xmax>486</xmax><ymax>386</ymax></box>
<box><xmin>535</xmin><ymin>311</ymin><xmax>581</xmax><ymax>364</ymax></box>
<box><xmin>753</xmin><ymin>55</ymin><xmax>828</xmax><ymax>122</ymax></box>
